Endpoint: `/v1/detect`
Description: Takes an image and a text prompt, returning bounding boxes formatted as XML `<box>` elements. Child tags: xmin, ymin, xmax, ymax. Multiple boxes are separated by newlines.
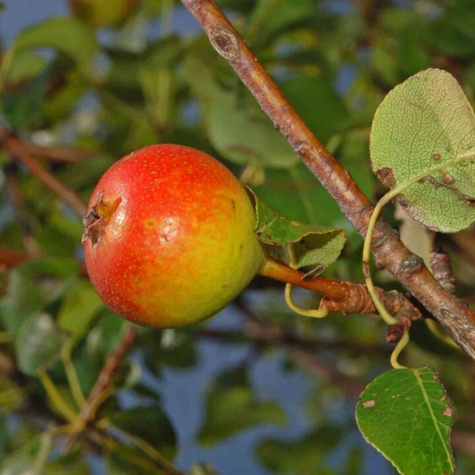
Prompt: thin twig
<box><xmin>0</xmin><ymin>126</ymin><xmax>90</xmax><ymax>163</ymax></box>
<box><xmin>179</xmin><ymin>0</ymin><xmax>475</xmax><ymax>361</ymax></box>
<box><xmin>65</xmin><ymin>325</ymin><xmax>138</xmax><ymax>449</ymax></box>
<box><xmin>20</xmin><ymin>140</ymin><xmax>92</xmax><ymax>164</ymax></box>
<box><xmin>0</xmin><ymin>128</ymin><xmax>87</xmax><ymax>218</ymax></box>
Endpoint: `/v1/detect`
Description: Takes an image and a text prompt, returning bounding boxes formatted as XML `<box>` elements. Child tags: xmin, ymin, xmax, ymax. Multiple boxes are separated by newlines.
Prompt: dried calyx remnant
<box><xmin>82</xmin><ymin>192</ymin><xmax>121</xmax><ymax>247</ymax></box>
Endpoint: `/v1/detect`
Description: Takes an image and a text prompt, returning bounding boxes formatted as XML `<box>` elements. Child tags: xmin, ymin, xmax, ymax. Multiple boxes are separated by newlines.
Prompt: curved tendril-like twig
<box><xmin>284</xmin><ymin>284</ymin><xmax>328</xmax><ymax>319</ymax></box>
<box><xmin>362</xmin><ymin>151</ymin><xmax>475</xmax><ymax>328</ymax></box>
<box><xmin>389</xmin><ymin>331</ymin><xmax>410</xmax><ymax>369</ymax></box>
<box><xmin>283</xmin><ymin>246</ymin><xmax>329</xmax><ymax>319</ymax></box>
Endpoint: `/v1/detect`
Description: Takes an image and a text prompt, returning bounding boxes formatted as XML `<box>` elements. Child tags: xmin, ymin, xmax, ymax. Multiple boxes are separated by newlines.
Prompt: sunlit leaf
<box><xmin>356</xmin><ymin>367</ymin><xmax>456</xmax><ymax>475</ymax></box>
<box><xmin>252</xmin><ymin>192</ymin><xmax>346</xmax><ymax>270</ymax></box>
<box><xmin>183</xmin><ymin>58</ymin><xmax>298</xmax><ymax>168</ymax></box>
<box><xmin>2</xmin><ymin>51</ymin><xmax>47</xmax><ymax>84</ymax></box>
<box><xmin>370</xmin><ymin>68</ymin><xmax>475</xmax><ymax>232</ymax></box>
<box><xmin>248</xmin><ymin>0</ymin><xmax>314</xmax><ymax>48</ymax></box>
<box><xmin>10</xmin><ymin>17</ymin><xmax>99</xmax><ymax>65</ymax></box>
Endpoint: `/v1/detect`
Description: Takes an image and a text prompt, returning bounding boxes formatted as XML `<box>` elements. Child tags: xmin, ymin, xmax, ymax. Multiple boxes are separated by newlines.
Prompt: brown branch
<box><xmin>65</xmin><ymin>325</ymin><xmax>138</xmax><ymax>449</ymax></box>
<box><xmin>19</xmin><ymin>140</ymin><xmax>92</xmax><ymax>164</ymax></box>
<box><xmin>259</xmin><ymin>256</ymin><xmax>420</xmax><ymax>321</ymax></box>
<box><xmin>430</xmin><ymin>247</ymin><xmax>456</xmax><ymax>294</ymax></box>
<box><xmin>0</xmin><ymin>126</ymin><xmax>91</xmax><ymax>164</ymax></box>
<box><xmin>0</xmin><ymin>127</ymin><xmax>87</xmax><ymax>218</ymax></box>
<box><xmin>179</xmin><ymin>0</ymin><xmax>475</xmax><ymax>361</ymax></box>
<box><xmin>0</xmin><ymin>247</ymin><xmax>32</xmax><ymax>269</ymax></box>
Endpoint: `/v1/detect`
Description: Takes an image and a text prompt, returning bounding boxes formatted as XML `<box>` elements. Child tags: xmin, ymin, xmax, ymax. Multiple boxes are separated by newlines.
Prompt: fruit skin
<box><xmin>69</xmin><ymin>0</ymin><xmax>140</xmax><ymax>28</ymax></box>
<box><xmin>83</xmin><ymin>144</ymin><xmax>265</xmax><ymax>328</ymax></box>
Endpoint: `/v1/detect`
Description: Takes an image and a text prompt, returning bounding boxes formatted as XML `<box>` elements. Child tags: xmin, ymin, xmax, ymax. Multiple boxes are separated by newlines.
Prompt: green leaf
<box><xmin>144</xmin><ymin>329</ymin><xmax>198</xmax><ymax>374</ymax></box>
<box><xmin>255</xmin><ymin>426</ymin><xmax>341</xmax><ymax>474</ymax></box>
<box><xmin>198</xmin><ymin>368</ymin><xmax>287</xmax><ymax>446</ymax></box>
<box><xmin>429</xmin><ymin>1</ymin><xmax>475</xmax><ymax>59</ymax></box>
<box><xmin>0</xmin><ymin>258</ymin><xmax>79</xmax><ymax>336</ymax></box>
<box><xmin>1</xmin><ymin>68</ymin><xmax>50</xmax><ymax>130</ymax></box>
<box><xmin>105</xmin><ymin>442</ymin><xmax>166</xmax><ymax>475</ymax></box>
<box><xmin>248</xmin><ymin>0</ymin><xmax>314</xmax><ymax>48</ymax></box>
<box><xmin>2</xmin><ymin>51</ymin><xmax>47</xmax><ymax>84</ymax></box>
<box><xmin>0</xmin><ymin>268</ymin><xmax>46</xmax><ymax>336</ymax></box>
<box><xmin>252</xmin><ymin>192</ymin><xmax>346</xmax><ymax>270</ymax></box>
<box><xmin>280</xmin><ymin>74</ymin><xmax>349</xmax><ymax>144</ymax></box>
<box><xmin>9</xmin><ymin>17</ymin><xmax>99</xmax><ymax>65</ymax></box>
<box><xmin>108</xmin><ymin>406</ymin><xmax>177</xmax><ymax>460</ymax></box>
<box><xmin>16</xmin><ymin>313</ymin><xmax>67</xmax><ymax>376</ymax></box>
<box><xmin>0</xmin><ymin>432</ymin><xmax>54</xmax><ymax>474</ymax></box>
<box><xmin>356</xmin><ymin>367</ymin><xmax>456</xmax><ymax>475</ymax></box>
<box><xmin>0</xmin><ymin>374</ymin><xmax>25</xmax><ymax>413</ymax></box>
<box><xmin>57</xmin><ymin>280</ymin><xmax>104</xmax><ymax>345</ymax></box>
<box><xmin>183</xmin><ymin>58</ymin><xmax>298</xmax><ymax>168</ymax></box>
<box><xmin>45</xmin><ymin>450</ymin><xmax>90</xmax><ymax>474</ymax></box>
<box><xmin>370</xmin><ymin>68</ymin><xmax>475</xmax><ymax>232</ymax></box>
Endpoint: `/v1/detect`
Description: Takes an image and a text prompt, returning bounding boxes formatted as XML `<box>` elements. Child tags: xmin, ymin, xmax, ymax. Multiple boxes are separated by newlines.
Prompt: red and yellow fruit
<box><xmin>83</xmin><ymin>144</ymin><xmax>265</xmax><ymax>328</ymax></box>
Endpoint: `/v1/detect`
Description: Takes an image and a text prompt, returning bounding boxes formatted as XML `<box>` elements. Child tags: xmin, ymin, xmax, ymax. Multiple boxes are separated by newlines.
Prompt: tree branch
<box><xmin>0</xmin><ymin>127</ymin><xmax>87</xmax><ymax>218</ymax></box>
<box><xmin>260</xmin><ymin>256</ymin><xmax>420</xmax><ymax>321</ymax></box>
<box><xmin>179</xmin><ymin>0</ymin><xmax>475</xmax><ymax>361</ymax></box>
<box><xmin>65</xmin><ymin>325</ymin><xmax>138</xmax><ymax>449</ymax></box>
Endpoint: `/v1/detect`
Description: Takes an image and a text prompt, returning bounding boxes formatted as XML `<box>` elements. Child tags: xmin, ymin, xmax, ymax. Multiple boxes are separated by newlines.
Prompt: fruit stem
<box><xmin>259</xmin><ymin>255</ymin><xmax>356</xmax><ymax>303</ymax></box>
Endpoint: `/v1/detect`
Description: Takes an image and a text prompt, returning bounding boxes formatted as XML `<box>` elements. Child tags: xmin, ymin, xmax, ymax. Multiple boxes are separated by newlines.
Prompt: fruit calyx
<box><xmin>82</xmin><ymin>191</ymin><xmax>121</xmax><ymax>247</ymax></box>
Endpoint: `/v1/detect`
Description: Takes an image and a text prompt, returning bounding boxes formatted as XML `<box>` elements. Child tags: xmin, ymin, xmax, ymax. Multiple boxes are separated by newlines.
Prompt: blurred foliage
<box><xmin>0</xmin><ymin>0</ymin><xmax>474</xmax><ymax>474</ymax></box>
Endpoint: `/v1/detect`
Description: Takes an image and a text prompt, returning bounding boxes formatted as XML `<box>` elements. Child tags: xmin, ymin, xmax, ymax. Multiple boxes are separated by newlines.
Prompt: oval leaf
<box><xmin>57</xmin><ymin>280</ymin><xmax>104</xmax><ymax>346</ymax></box>
<box><xmin>252</xmin><ymin>192</ymin><xmax>346</xmax><ymax>270</ymax></box>
<box><xmin>198</xmin><ymin>367</ymin><xmax>286</xmax><ymax>446</ymax></box>
<box><xmin>356</xmin><ymin>367</ymin><xmax>456</xmax><ymax>475</ymax></box>
<box><xmin>370</xmin><ymin>68</ymin><xmax>475</xmax><ymax>232</ymax></box>
<box><xmin>16</xmin><ymin>313</ymin><xmax>66</xmax><ymax>376</ymax></box>
<box><xmin>10</xmin><ymin>17</ymin><xmax>99</xmax><ymax>65</ymax></box>
<box><xmin>183</xmin><ymin>58</ymin><xmax>298</xmax><ymax>168</ymax></box>
<box><xmin>108</xmin><ymin>406</ymin><xmax>177</xmax><ymax>460</ymax></box>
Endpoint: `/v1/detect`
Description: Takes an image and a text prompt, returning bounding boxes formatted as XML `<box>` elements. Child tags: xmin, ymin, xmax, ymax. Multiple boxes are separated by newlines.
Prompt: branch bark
<box><xmin>0</xmin><ymin>127</ymin><xmax>87</xmax><ymax>218</ymax></box>
<box><xmin>260</xmin><ymin>256</ymin><xmax>420</xmax><ymax>321</ymax></box>
<box><xmin>65</xmin><ymin>325</ymin><xmax>138</xmax><ymax>449</ymax></box>
<box><xmin>180</xmin><ymin>0</ymin><xmax>475</xmax><ymax>361</ymax></box>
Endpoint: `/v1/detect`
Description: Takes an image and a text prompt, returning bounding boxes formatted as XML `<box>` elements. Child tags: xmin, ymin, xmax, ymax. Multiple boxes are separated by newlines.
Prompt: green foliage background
<box><xmin>0</xmin><ymin>0</ymin><xmax>474</xmax><ymax>473</ymax></box>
